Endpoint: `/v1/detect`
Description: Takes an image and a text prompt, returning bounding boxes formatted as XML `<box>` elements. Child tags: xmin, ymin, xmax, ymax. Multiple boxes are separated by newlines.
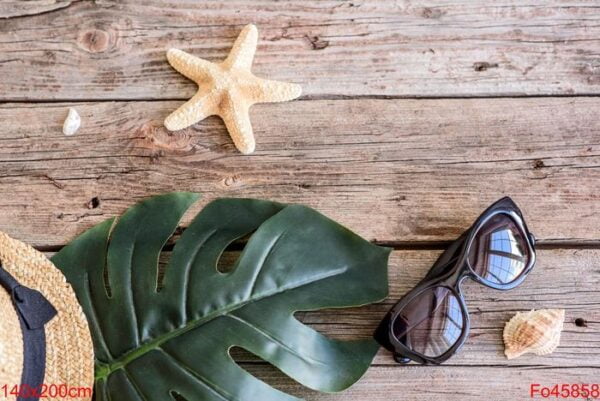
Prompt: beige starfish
<box><xmin>164</xmin><ymin>24</ymin><xmax>302</xmax><ymax>154</ymax></box>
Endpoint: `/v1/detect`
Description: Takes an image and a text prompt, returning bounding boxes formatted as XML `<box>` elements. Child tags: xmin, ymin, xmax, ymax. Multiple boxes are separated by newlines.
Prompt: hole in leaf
<box><xmin>102</xmin><ymin>222</ymin><xmax>116</xmax><ymax>298</ymax></box>
<box><xmin>216</xmin><ymin>248</ymin><xmax>241</xmax><ymax>274</ymax></box>
<box><xmin>216</xmin><ymin>231</ymin><xmax>255</xmax><ymax>274</ymax></box>
<box><xmin>103</xmin><ymin>233</ymin><xmax>113</xmax><ymax>298</ymax></box>
<box><xmin>170</xmin><ymin>390</ymin><xmax>188</xmax><ymax>401</ymax></box>
<box><xmin>228</xmin><ymin>346</ymin><xmax>306</xmax><ymax>397</ymax></box>
<box><xmin>157</xmin><ymin>250</ymin><xmax>171</xmax><ymax>292</ymax></box>
<box><xmin>102</xmin><ymin>266</ymin><xmax>112</xmax><ymax>297</ymax></box>
<box><xmin>293</xmin><ymin>306</ymin><xmax>381</xmax><ymax>342</ymax></box>
<box><xmin>156</xmin><ymin>226</ymin><xmax>185</xmax><ymax>292</ymax></box>
<box><xmin>229</xmin><ymin>345</ymin><xmax>260</xmax><ymax>363</ymax></box>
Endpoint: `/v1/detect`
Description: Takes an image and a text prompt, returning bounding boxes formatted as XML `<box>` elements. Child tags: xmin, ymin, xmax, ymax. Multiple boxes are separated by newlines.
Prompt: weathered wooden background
<box><xmin>1</xmin><ymin>1</ymin><xmax>599</xmax><ymax>400</ymax></box>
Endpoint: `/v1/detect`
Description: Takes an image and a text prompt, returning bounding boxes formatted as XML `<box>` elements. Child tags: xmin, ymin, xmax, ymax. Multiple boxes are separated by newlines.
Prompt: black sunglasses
<box><xmin>374</xmin><ymin>197</ymin><xmax>536</xmax><ymax>364</ymax></box>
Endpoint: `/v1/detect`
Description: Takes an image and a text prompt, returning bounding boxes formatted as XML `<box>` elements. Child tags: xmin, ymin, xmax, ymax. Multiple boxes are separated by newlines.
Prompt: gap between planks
<box><xmin>33</xmin><ymin>238</ymin><xmax>600</xmax><ymax>254</ymax></box>
<box><xmin>3</xmin><ymin>93</ymin><xmax>600</xmax><ymax>106</ymax></box>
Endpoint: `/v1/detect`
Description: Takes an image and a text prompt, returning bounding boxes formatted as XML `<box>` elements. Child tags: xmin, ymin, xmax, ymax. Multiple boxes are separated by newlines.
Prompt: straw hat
<box><xmin>0</xmin><ymin>232</ymin><xmax>94</xmax><ymax>401</ymax></box>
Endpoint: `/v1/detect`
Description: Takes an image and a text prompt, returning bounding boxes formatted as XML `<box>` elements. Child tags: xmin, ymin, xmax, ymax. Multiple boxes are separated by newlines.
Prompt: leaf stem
<box><xmin>94</xmin><ymin>307</ymin><xmax>229</xmax><ymax>381</ymax></box>
<box><xmin>94</xmin><ymin>266</ymin><xmax>349</xmax><ymax>381</ymax></box>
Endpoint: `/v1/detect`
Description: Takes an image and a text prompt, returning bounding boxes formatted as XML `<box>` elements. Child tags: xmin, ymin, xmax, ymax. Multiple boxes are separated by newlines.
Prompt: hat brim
<box><xmin>0</xmin><ymin>232</ymin><xmax>94</xmax><ymax>401</ymax></box>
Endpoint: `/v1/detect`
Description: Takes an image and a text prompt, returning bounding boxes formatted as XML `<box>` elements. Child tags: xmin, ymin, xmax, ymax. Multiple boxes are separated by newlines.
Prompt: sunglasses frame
<box><xmin>374</xmin><ymin>197</ymin><xmax>536</xmax><ymax>365</ymax></box>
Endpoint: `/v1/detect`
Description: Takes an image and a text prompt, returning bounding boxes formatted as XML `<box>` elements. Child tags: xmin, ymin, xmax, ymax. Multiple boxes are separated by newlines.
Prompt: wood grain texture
<box><xmin>242</xmin><ymin>365</ymin><xmax>599</xmax><ymax>401</ymax></box>
<box><xmin>1</xmin><ymin>0</ymin><xmax>600</xmax><ymax>100</ymax></box>
<box><xmin>0</xmin><ymin>97</ymin><xmax>598</xmax><ymax>247</ymax></box>
<box><xmin>0</xmin><ymin>0</ymin><xmax>75</xmax><ymax>19</ymax></box>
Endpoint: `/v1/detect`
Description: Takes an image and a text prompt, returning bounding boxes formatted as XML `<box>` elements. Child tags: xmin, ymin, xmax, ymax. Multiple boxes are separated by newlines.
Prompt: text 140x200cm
<box><xmin>1</xmin><ymin>383</ymin><xmax>93</xmax><ymax>399</ymax></box>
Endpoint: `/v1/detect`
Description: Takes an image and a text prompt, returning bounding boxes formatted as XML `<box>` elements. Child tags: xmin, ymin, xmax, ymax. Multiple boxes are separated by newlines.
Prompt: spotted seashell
<box><xmin>503</xmin><ymin>309</ymin><xmax>565</xmax><ymax>359</ymax></box>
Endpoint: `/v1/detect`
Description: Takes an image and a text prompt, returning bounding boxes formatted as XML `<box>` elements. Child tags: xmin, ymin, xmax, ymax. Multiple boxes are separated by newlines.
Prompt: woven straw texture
<box><xmin>0</xmin><ymin>232</ymin><xmax>94</xmax><ymax>401</ymax></box>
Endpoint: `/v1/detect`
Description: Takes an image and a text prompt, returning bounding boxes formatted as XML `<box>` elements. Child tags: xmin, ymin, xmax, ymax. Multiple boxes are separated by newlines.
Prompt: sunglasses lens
<box><xmin>392</xmin><ymin>286</ymin><xmax>465</xmax><ymax>358</ymax></box>
<box><xmin>468</xmin><ymin>213</ymin><xmax>530</xmax><ymax>285</ymax></box>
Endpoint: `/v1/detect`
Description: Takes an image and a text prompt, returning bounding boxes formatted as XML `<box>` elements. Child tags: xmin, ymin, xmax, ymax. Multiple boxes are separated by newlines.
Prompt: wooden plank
<box><xmin>213</xmin><ymin>249</ymin><xmax>599</xmax><ymax>368</ymax></box>
<box><xmin>0</xmin><ymin>0</ymin><xmax>74</xmax><ymax>19</ymax></box>
<box><xmin>1</xmin><ymin>1</ymin><xmax>600</xmax><ymax>100</ymax></box>
<box><xmin>241</xmin><ymin>364</ymin><xmax>600</xmax><ymax>401</ymax></box>
<box><xmin>1</xmin><ymin>97</ymin><xmax>599</xmax><ymax>246</ymax></box>
<box><xmin>0</xmin><ymin>97</ymin><xmax>599</xmax><ymax>247</ymax></box>
<box><xmin>44</xmin><ymin>247</ymin><xmax>600</xmax><ymax>368</ymax></box>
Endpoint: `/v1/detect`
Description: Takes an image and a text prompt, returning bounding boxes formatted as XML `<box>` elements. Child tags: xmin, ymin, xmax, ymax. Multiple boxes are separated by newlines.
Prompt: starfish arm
<box><xmin>247</xmin><ymin>77</ymin><xmax>302</xmax><ymax>104</ymax></box>
<box><xmin>164</xmin><ymin>91</ymin><xmax>219</xmax><ymax>131</ymax></box>
<box><xmin>220</xmin><ymin>95</ymin><xmax>255</xmax><ymax>154</ymax></box>
<box><xmin>222</xmin><ymin>24</ymin><xmax>258</xmax><ymax>71</ymax></box>
<box><xmin>167</xmin><ymin>48</ymin><xmax>218</xmax><ymax>82</ymax></box>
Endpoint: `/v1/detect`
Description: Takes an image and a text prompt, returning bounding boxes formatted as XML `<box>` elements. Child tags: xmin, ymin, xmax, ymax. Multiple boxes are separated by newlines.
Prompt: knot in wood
<box><xmin>79</xmin><ymin>29</ymin><xmax>111</xmax><ymax>53</ymax></box>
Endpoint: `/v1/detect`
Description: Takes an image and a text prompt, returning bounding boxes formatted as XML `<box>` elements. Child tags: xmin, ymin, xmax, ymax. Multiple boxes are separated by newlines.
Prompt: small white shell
<box><xmin>62</xmin><ymin>107</ymin><xmax>81</xmax><ymax>136</ymax></box>
<box><xmin>503</xmin><ymin>309</ymin><xmax>565</xmax><ymax>359</ymax></box>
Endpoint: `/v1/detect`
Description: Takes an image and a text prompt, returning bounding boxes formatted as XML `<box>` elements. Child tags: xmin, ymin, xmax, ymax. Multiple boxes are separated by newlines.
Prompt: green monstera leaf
<box><xmin>52</xmin><ymin>192</ymin><xmax>390</xmax><ymax>401</ymax></box>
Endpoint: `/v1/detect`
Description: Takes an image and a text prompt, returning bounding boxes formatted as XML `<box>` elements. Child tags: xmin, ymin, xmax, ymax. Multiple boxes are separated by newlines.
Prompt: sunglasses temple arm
<box><xmin>424</xmin><ymin>232</ymin><xmax>468</xmax><ymax>280</ymax></box>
